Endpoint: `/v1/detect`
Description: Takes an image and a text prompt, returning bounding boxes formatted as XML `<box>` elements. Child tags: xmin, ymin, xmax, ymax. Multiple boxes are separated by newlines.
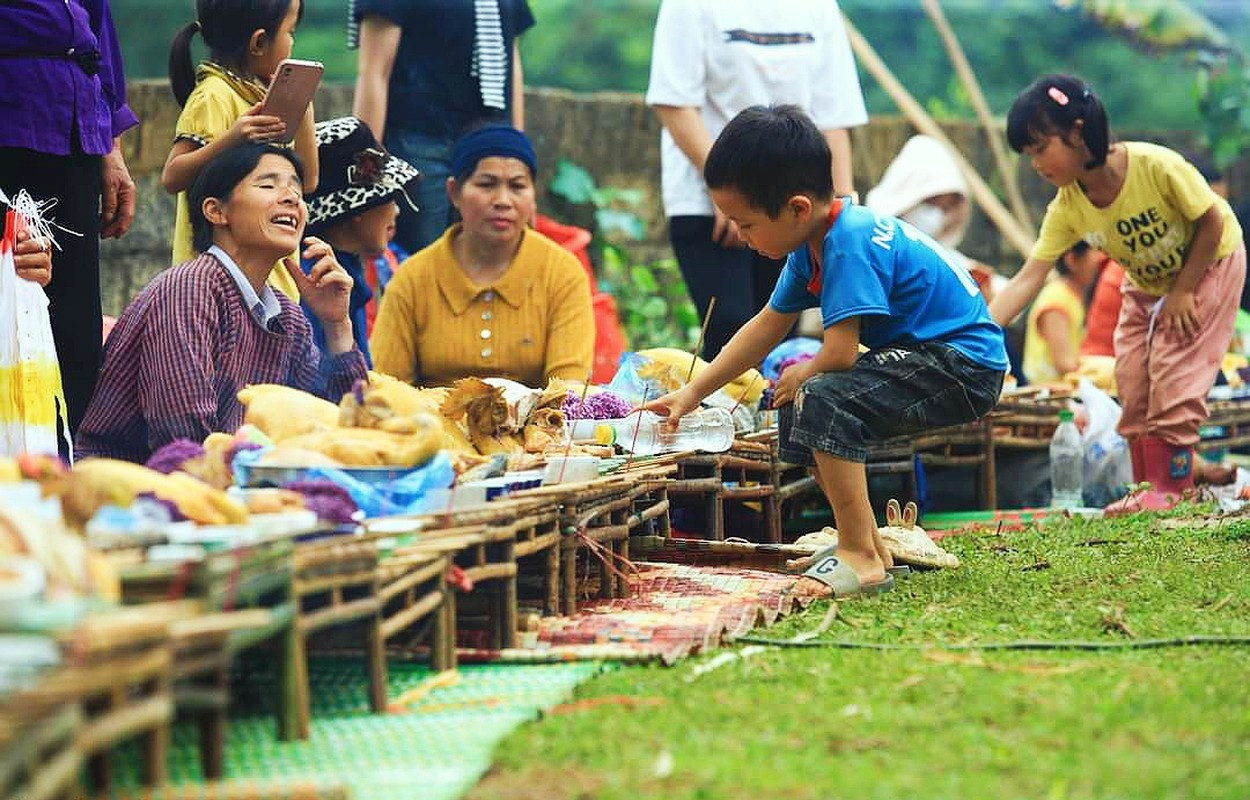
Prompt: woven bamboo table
<box><xmin>664</xmin><ymin>438</ymin><xmax>781</xmax><ymax>542</ymax></box>
<box><xmin>367</xmin><ymin>517</ymin><xmax>519</xmax><ymax>651</ymax></box>
<box><xmin>511</xmin><ymin>474</ymin><xmax>647</xmax><ymax>615</ymax></box>
<box><xmin>167</xmin><ymin>609</ymin><xmax>277</xmax><ymax>780</ymax></box>
<box><xmin>625</xmin><ymin>473</ymin><xmax>673</xmax><ymax>540</ymax></box>
<box><xmin>411</xmin><ymin>493</ymin><xmax>568</xmax><ymax>618</ymax></box>
<box><xmin>374</xmin><ymin>545</ymin><xmax>455</xmax><ymax>671</ymax></box>
<box><xmin>912</xmin><ymin>418</ymin><xmax>997</xmax><ymax>510</ymax></box>
<box><xmin>117</xmin><ymin>540</ymin><xmax>302</xmax><ymax>743</ymax></box>
<box><xmin>630</xmin><ymin>535</ymin><xmax>814</xmax><ymax>573</ymax></box>
<box><xmin>6</xmin><ymin>602</ymin><xmax>195</xmax><ymax>794</ymax></box>
<box><xmin>991</xmin><ymin>390</ymin><xmax>1069</xmax><ymax>450</ymax></box>
<box><xmin>0</xmin><ymin>699</ymin><xmax>82</xmax><ymax>800</ymax></box>
<box><xmin>998</xmin><ymin>388</ymin><xmax>1250</xmax><ymax>454</ymax></box>
<box><xmin>289</xmin><ymin>535</ymin><xmax>383</xmax><ymax>739</ymax></box>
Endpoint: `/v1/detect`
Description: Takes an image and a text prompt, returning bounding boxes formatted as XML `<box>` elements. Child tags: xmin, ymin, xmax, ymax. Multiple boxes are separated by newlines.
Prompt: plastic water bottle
<box><xmin>592</xmin><ymin>408</ymin><xmax>735</xmax><ymax>456</ymax></box>
<box><xmin>1049</xmin><ymin>409</ymin><xmax>1083</xmax><ymax>510</ymax></box>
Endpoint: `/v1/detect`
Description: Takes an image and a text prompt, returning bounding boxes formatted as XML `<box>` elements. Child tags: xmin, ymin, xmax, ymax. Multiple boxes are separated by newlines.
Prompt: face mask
<box><xmin>900</xmin><ymin>203</ymin><xmax>946</xmax><ymax>239</ymax></box>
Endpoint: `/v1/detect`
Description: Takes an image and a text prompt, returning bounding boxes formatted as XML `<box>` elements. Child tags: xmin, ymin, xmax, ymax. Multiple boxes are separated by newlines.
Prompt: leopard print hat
<box><xmin>305</xmin><ymin>116</ymin><xmax>421</xmax><ymax>233</ymax></box>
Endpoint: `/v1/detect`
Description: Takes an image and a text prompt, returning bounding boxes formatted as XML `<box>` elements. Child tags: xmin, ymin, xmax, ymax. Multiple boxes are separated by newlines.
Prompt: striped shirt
<box><xmin>76</xmin><ymin>253</ymin><xmax>367</xmax><ymax>463</ymax></box>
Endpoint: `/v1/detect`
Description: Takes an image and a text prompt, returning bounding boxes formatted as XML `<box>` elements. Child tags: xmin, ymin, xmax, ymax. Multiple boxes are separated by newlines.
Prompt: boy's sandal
<box><xmin>786</xmin><ymin>544</ymin><xmax>911</xmax><ymax>578</ymax></box>
<box><xmin>789</xmin><ymin>551</ymin><xmax>896</xmax><ymax>599</ymax></box>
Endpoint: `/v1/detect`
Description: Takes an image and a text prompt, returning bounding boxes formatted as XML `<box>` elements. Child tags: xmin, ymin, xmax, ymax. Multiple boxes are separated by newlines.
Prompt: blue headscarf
<box><xmin>450</xmin><ymin>125</ymin><xmax>538</xmax><ymax>180</ymax></box>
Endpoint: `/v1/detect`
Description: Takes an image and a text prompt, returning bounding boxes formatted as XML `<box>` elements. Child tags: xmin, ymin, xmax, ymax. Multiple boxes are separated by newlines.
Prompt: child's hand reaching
<box><xmin>640</xmin><ymin>387</ymin><xmax>701</xmax><ymax>432</ymax></box>
<box><xmin>773</xmin><ymin>360</ymin><xmax>816</xmax><ymax>408</ymax></box>
<box><xmin>14</xmin><ymin>229</ymin><xmax>51</xmax><ymax>286</ymax></box>
<box><xmin>226</xmin><ymin>102</ymin><xmax>286</xmax><ymax>146</ymax></box>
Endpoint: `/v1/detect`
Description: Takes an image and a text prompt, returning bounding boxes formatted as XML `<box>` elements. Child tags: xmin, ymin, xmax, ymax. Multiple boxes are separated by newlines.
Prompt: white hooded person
<box><xmin>864</xmin><ymin>135</ymin><xmax>1001</xmax><ymax>296</ymax></box>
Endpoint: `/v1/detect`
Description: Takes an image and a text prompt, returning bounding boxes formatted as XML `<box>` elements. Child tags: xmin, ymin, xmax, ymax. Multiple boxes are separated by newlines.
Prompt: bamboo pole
<box><xmin>842</xmin><ymin>12</ymin><xmax>1035</xmax><ymax>259</ymax></box>
<box><xmin>920</xmin><ymin>0</ymin><xmax>1033</xmax><ymax>233</ymax></box>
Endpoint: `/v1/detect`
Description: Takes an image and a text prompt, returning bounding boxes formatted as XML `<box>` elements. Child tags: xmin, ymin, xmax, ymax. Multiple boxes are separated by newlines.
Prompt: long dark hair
<box><xmin>1006</xmin><ymin>74</ymin><xmax>1111</xmax><ymax>169</ymax></box>
<box><xmin>168</xmin><ymin>0</ymin><xmax>301</xmax><ymax>106</ymax></box>
<box><xmin>188</xmin><ymin>143</ymin><xmax>304</xmax><ymax>253</ymax></box>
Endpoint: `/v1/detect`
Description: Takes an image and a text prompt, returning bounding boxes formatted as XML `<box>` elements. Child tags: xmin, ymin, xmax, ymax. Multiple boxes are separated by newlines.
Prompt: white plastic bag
<box><xmin>0</xmin><ymin>193</ymin><xmax>70</xmax><ymax>458</ymax></box>
<box><xmin>1075</xmin><ymin>377</ymin><xmax>1131</xmax><ymax>506</ymax></box>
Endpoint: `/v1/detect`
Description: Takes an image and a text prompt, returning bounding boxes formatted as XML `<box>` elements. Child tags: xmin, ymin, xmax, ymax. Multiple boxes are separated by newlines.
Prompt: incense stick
<box><xmin>686</xmin><ymin>297</ymin><xmax>717</xmax><ymax>384</ymax></box>
<box><xmin>727</xmin><ymin>372</ymin><xmax>762</xmax><ymax>416</ymax></box>
<box><xmin>624</xmin><ymin>388</ymin><xmax>651</xmax><ymax>471</ymax></box>
<box><xmin>557</xmin><ymin>373</ymin><xmax>594</xmax><ymax>484</ymax></box>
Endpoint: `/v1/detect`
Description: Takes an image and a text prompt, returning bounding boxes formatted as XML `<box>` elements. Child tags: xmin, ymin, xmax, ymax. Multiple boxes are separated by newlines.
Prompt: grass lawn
<box><xmin>468</xmin><ymin>507</ymin><xmax>1250</xmax><ymax>800</ymax></box>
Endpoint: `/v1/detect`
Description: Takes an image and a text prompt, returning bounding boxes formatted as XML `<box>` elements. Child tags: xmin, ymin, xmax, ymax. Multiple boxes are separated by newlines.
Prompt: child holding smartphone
<box><xmin>162</xmin><ymin>0</ymin><xmax>319</xmax><ymax>299</ymax></box>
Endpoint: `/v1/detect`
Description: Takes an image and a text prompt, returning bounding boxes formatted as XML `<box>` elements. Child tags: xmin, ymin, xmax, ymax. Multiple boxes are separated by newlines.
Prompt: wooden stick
<box><xmin>841</xmin><ymin>12</ymin><xmax>1035</xmax><ymax>258</ymax></box>
<box><xmin>686</xmin><ymin>297</ymin><xmax>717</xmax><ymax>383</ymax></box>
<box><xmin>624</xmin><ymin>389</ymin><xmax>650</xmax><ymax>471</ymax></box>
<box><xmin>728</xmin><ymin>372</ymin><xmax>762</xmax><ymax>417</ymax></box>
<box><xmin>558</xmin><ymin>373</ymin><xmax>594</xmax><ymax>484</ymax></box>
<box><xmin>920</xmin><ymin>0</ymin><xmax>1033</xmax><ymax>233</ymax></box>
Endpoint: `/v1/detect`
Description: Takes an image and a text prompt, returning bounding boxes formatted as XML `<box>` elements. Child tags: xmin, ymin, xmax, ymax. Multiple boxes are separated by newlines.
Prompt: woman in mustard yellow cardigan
<box><xmin>370</xmin><ymin>125</ymin><xmax>593</xmax><ymax>388</ymax></box>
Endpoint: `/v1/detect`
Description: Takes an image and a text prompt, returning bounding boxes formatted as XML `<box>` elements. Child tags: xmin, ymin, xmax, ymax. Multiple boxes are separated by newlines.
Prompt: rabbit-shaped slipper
<box><xmin>879</xmin><ymin>499</ymin><xmax>959</xmax><ymax>569</ymax></box>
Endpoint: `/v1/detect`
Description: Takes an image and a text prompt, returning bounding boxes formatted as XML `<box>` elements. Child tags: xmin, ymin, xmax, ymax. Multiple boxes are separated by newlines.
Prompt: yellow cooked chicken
<box><xmin>53</xmin><ymin>458</ymin><xmax>249</xmax><ymax>529</ymax></box>
<box><xmin>279</xmin><ymin>415</ymin><xmax>443</xmax><ymax>467</ymax></box>
<box><xmin>237</xmin><ymin>384</ymin><xmax>339</xmax><ymax>442</ymax></box>
<box><xmin>340</xmin><ymin>372</ymin><xmax>473</xmax><ymax>451</ymax></box>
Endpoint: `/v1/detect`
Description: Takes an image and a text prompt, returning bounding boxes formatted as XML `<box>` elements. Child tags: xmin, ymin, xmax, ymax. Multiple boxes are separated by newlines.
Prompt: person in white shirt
<box><xmin>645</xmin><ymin>0</ymin><xmax>868</xmax><ymax>359</ymax></box>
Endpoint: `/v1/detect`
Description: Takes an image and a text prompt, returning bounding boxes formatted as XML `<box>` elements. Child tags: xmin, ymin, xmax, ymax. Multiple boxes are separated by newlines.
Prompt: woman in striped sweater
<box><xmin>76</xmin><ymin>144</ymin><xmax>367</xmax><ymax>462</ymax></box>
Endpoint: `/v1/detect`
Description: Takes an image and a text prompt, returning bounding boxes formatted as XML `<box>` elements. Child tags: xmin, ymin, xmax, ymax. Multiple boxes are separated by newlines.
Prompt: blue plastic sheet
<box><xmin>234</xmin><ymin>449</ymin><xmax>455</xmax><ymax>518</ymax></box>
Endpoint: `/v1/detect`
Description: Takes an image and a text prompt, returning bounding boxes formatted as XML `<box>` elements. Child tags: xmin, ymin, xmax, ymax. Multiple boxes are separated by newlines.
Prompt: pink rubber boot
<box><xmin>1105</xmin><ymin>435</ymin><xmax>1193</xmax><ymax>515</ymax></box>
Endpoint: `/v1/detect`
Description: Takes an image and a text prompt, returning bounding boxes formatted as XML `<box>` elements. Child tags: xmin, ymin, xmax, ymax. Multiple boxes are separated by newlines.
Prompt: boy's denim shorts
<box><xmin>777</xmin><ymin>342</ymin><xmax>1005</xmax><ymax>465</ymax></box>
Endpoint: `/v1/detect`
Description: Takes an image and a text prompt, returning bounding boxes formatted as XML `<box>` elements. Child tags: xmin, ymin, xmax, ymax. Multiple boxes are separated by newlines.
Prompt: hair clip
<box><xmin>1047</xmin><ymin>86</ymin><xmax>1070</xmax><ymax>106</ymax></box>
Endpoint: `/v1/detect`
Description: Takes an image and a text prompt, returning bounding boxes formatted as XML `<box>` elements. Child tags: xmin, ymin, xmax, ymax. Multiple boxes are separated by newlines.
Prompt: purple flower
<box><xmin>562</xmin><ymin>390</ymin><xmax>634</xmax><ymax>420</ymax></box>
<box><xmin>145</xmin><ymin>439</ymin><xmax>205</xmax><ymax>474</ymax></box>
<box><xmin>281</xmin><ymin>480</ymin><xmax>359</xmax><ymax>524</ymax></box>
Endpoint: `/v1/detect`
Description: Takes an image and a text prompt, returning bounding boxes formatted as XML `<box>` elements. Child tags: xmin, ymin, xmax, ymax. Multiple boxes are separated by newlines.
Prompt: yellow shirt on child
<box><xmin>1023</xmin><ymin>277</ymin><xmax>1085</xmax><ymax>384</ymax></box>
<box><xmin>1031</xmin><ymin>141</ymin><xmax>1242</xmax><ymax>296</ymax></box>
<box><xmin>370</xmin><ymin>226</ymin><xmax>594</xmax><ymax>388</ymax></box>
<box><xmin>171</xmin><ymin>63</ymin><xmax>300</xmax><ymax>300</ymax></box>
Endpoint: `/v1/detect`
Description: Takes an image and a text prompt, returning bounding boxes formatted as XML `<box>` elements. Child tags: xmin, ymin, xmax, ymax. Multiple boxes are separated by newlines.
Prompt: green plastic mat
<box><xmin>920</xmin><ymin>508</ymin><xmax>1067</xmax><ymax>531</ymax></box>
<box><xmin>112</xmin><ymin>659</ymin><xmax>606</xmax><ymax>800</ymax></box>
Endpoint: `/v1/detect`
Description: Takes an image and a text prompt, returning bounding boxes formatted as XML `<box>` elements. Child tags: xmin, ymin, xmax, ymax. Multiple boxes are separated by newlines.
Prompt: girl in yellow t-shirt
<box><xmin>160</xmin><ymin>0</ymin><xmax>319</xmax><ymax>300</ymax></box>
<box><xmin>1022</xmin><ymin>241</ymin><xmax>1101</xmax><ymax>385</ymax></box>
<box><xmin>990</xmin><ymin>74</ymin><xmax>1246</xmax><ymax>514</ymax></box>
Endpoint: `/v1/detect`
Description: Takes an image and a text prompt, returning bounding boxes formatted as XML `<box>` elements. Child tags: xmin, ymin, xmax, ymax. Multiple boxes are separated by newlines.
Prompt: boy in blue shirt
<box><xmin>645</xmin><ymin>106</ymin><xmax>1008</xmax><ymax>599</ymax></box>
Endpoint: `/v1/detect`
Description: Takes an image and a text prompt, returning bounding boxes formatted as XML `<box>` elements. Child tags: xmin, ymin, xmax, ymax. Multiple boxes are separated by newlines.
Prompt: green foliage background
<box><xmin>114</xmin><ymin>0</ymin><xmax>1249</xmax><ymax>133</ymax></box>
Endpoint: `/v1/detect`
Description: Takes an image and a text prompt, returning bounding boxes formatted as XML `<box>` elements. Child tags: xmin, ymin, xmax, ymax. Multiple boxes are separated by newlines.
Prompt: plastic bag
<box><xmin>299</xmin><ymin>452</ymin><xmax>456</xmax><ymax>518</ymax></box>
<box><xmin>606</xmin><ymin>352</ymin><xmax>656</xmax><ymax>406</ymax></box>
<box><xmin>233</xmin><ymin>448</ymin><xmax>455</xmax><ymax>518</ymax></box>
<box><xmin>0</xmin><ymin>197</ymin><xmax>69</xmax><ymax>458</ymax></box>
<box><xmin>1075</xmin><ymin>378</ymin><xmax>1131</xmax><ymax>506</ymax></box>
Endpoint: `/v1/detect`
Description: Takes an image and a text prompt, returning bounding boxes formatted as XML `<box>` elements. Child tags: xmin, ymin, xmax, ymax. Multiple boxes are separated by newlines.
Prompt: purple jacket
<box><xmin>0</xmin><ymin>0</ymin><xmax>137</xmax><ymax>155</ymax></box>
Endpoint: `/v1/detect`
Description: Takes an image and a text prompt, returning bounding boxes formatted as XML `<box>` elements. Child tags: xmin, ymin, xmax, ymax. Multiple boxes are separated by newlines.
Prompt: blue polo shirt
<box><xmin>769</xmin><ymin>202</ymin><xmax>1008</xmax><ymax>371</ymax></box>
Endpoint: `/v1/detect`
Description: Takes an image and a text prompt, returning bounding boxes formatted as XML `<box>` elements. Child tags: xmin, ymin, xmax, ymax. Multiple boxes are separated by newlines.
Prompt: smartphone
<box><xmin>261</xmin><ymin>59</ymin><xmax>324</xmax><ymax>144</ymax></box>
